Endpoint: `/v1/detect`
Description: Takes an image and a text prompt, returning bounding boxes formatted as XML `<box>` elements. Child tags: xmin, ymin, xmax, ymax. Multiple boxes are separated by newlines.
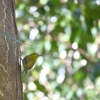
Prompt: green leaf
<box><xmin>34</xmin><ymin>80</ymin><xmax>47</xmax><ymax>95</ymax></box>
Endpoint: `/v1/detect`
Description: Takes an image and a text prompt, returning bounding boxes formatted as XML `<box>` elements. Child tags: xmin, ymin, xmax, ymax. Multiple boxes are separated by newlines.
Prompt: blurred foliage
<box><xmin>16</xmin><ymin>0</ymin><xmax>100</xmax><ymax>100</ymax></box>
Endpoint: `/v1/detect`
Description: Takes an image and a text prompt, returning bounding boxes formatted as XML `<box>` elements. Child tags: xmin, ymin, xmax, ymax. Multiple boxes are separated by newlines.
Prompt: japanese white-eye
<box><xmin>22</xmin><ymin>53</ymin><xmax>41</xmax><ymax>73</ymax></box>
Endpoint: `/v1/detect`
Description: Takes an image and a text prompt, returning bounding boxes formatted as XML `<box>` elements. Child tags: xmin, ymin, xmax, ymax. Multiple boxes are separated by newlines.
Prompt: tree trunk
<box><xmin>0</xmin><ymin>0</ymin><xmax>23</xmax><ymax>100</ymax></box>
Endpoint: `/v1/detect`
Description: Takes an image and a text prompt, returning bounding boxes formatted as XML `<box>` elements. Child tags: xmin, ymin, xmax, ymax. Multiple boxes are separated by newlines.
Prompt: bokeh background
<box><xmin>16</xmin><ymin>0</ymin><xmax>100</xmax><ymax>100</ymax></box>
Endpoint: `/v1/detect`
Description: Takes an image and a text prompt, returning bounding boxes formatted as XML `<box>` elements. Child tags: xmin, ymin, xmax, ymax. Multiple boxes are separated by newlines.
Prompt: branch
<box><xmin>51</xmin><ymin>34</ymin><xmax>96</xmax><ymax>64</ymax></box>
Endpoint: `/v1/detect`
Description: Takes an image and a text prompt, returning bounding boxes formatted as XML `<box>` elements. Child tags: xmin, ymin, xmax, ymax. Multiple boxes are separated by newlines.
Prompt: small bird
<box><xmin>22</xmin><ymin>53</ymin><xmax>41</xmax><ymax>73</ymax></box>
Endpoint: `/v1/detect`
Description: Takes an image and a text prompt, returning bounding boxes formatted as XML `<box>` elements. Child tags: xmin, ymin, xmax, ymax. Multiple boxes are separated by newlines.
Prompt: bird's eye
<box><xmin>35</xmin><ymin>54</ymin><xmax>37</xmax><ymax>57</ymax></box>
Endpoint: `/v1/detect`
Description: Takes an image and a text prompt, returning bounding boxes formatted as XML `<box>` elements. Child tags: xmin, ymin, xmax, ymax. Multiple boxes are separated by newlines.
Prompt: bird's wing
<box><xmin>23</xmin><ymin>56</ymin><xmax>30</xmax><ymax>64</ymax></box>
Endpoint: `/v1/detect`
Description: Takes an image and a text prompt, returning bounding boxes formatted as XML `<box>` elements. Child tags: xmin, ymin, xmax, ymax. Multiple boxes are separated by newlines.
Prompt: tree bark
<box><xmin>0</xmin><ymin>0</ymin><xmax>23</xmax><ymax>100</ymax></box>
